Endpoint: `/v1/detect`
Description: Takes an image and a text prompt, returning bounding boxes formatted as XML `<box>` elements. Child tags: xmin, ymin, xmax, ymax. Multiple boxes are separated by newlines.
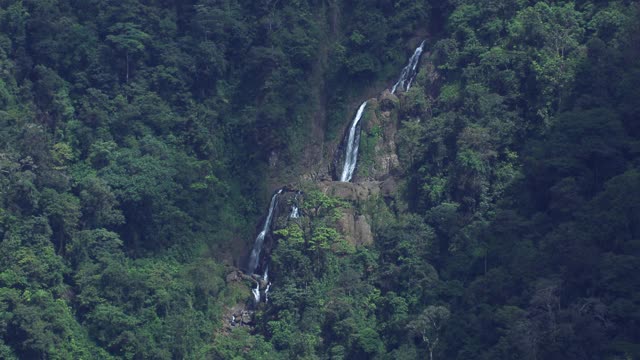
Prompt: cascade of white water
<box><xmin>245</xmin><ymin>39</ymin><xmax>428</xmax><ymax>306</ymax></box>
<box><xmin>290</xmin><ymin>205</ymin><xmax>300</xmax><ymax>218</ymax></box>
<box><xmin>264</xmin><ymin>282</ymin><xmax>272</xmax><ymax>303</ymax></box>
<box><xmin>289</xmin><ymin>191</ymin><xmax>302</xmax><ymax>218</ymax></box>
<box><xmin>247</xmin><ymin>189</ymin><xmax>283</xmax><ymax>274</ymax></box>
<box><xmin>340</xmin><ymin>101</ymin><xmax>368</xmax><ymax>182</ymax></box>
<box><xmin>391</xmin><ymin>40</ymin><xmax>426</xmax><ymax>94</ymax></box>
<box><xmin>252</xmin><ymin>280</ymin><xmax>260</xmax><ymax>303</ymax></box>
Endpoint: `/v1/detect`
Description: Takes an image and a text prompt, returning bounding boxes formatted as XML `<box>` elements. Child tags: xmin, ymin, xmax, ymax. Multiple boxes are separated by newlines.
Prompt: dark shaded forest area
<box><xmin>0</xmin><ymin>0</ymin><xmax>638</xmax><ymax>359</ymax></box>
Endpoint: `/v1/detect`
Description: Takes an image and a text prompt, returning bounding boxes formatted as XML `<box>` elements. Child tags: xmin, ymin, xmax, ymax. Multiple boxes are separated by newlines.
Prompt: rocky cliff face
<box><xmin>359</xmin><ymin>91</ymin><xmax>402</xmax><ymax>181</ymax></box>
<box><xmin>230</xmin><ymin>47</ymin><xmax>433</xmax><ymax>329</ymax></box>
<box><xmin>336</xmin><ymin>208</ymin><xmax>373</xmax><ymax>246</ymax></box>
<box><xmin>330</xmin><ymin>90</ymin><xmax>402</xmax><ymax>182</ymax></box>
<box><xmin>314</xmin><ymin>178</ymin><xmax>399</xmax><ymax>247</ymax></box>
<box><xmin>264</xmin><ymin>86</ymin><xmax>407</xmax><ymax>253</ymax></box>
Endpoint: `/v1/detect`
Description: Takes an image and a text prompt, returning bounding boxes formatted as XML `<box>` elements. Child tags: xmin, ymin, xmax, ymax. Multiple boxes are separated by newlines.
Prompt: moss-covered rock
<box><xmin>350</xmin><ymin>94</ymin><xmax>400</xmax><ymax>181</ymax></box>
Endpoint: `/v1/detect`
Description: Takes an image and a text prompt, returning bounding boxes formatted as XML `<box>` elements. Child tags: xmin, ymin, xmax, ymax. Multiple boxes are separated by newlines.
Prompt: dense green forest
<box><xmin>0</xmin><ymin>0</ymin><xmax>639</xmax><ymax>359</ymax></box>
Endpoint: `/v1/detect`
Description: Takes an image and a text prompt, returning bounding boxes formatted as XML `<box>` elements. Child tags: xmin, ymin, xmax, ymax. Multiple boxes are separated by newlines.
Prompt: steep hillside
<box><xmin>241</xmin><ymin>2</ymin><xmax>640</xmax><ymax>360</ymax></box>
<box><xmin>0</xmin><ymin>0</ymin><xmax>639</xmax><ymax>359</ymax></box>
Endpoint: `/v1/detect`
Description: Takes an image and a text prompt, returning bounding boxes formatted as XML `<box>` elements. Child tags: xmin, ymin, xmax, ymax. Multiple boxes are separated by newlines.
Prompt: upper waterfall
<box><xmin>340</xmin><ymin>101</ymin><xmax>368</xmax><ymax>182</ymax></box>
<box><xmin>247</xmin><ymin>189</ymin><xmax>283</xmax><ymax>274</ymax></box>
<box><xmin>391</xmin><ymin>40</ymin><xmax>426</xmax><ymax>94</ymax></box>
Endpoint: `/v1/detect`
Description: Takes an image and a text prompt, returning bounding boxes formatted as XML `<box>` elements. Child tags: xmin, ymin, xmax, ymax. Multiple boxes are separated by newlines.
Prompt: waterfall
<box><xmin>290</xmin><ymin>205</ymin><xmax>300</xmax><ymax>219</ymax></box>
<box><xmin>335</xmin><ymin>41</ymin><xmax>425</xmax><ymax>183</ymax></box>
<box><xmin>252</xmin><ymin>280</ymin><xmax>260</xmax><ymax>303</ymax></box>
<box><xmin>340</xmin><ymin>101</ymin><xmax>368</xmax><ymax>182</ymax></box>
<box><xmin>265</xmin><ymin>282</ymin><xmax>272</xmax><ymax>303</ymax></box>
<box><xmin>391</xmin><ymin>40</ymin><xmax>426</xmax><ymax>94</ymax></box>
<box><xmin>289</xmin><ymin>191</ymin><xmax>302</xmax><ymax>218</ymax></box>
<box><xmin>247</xmin><ymin>189</ymin><xmax>283</xmax><ymax>274</ymax></box>
<box><xmin>243</xmin><ymin>38</ymin><xmax>427</xmax><ymax>305</ymax></box>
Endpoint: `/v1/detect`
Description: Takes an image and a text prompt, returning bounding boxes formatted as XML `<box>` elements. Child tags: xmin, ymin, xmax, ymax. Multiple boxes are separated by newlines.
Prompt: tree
<box><xmin>509</xmin><ymin>2</ymin><xmax>585</xmax><ymax>122</ymax></box>
<box><xmin>408</xmin><ymin>305</ymin><xmax>451</xmax><ymax>360</ymax></box>
<box><xmin>106</xmin><ymin>23</ymin><xmax>149</xmax><ymax>83</ymax></box>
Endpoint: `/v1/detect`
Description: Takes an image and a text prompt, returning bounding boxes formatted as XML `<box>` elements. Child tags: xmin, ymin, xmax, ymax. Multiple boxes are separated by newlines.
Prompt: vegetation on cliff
<box><xmin>0</xmin><ymin>0</ymin><xmax>639</xmax><ymax>359</ymax></box>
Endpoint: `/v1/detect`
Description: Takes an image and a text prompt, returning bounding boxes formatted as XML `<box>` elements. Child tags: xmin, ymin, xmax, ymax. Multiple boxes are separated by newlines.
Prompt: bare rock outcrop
<box><xmin>354</xmin><ymin>215</ymin><xmax>373</xmax><ymax>245</ymax></box>
<box><xmin>317</xmin><ymin>180</ymin><xmax>381</xmax><ymax>202</ymax></box>
<box><xmin>336</xmin><ymin>208</ymin><xmax>373</xmax><ymax>246</ymax></box>
<box><xmin>379</xmin><ymin>89</ymin><xmax>399</xmax><ymax>111</ymax></box>
<box><xmin>326</xmin><ymin>91</ymin><xmax>400</xmax><ymax>182</ymax></box>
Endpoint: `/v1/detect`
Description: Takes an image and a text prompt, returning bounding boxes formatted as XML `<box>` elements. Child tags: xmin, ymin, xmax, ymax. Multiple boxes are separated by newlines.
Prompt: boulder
<box><xmin>225</xmin><ymin>270</ymin><xmax>242</xmax><ymax>283</ymax></box>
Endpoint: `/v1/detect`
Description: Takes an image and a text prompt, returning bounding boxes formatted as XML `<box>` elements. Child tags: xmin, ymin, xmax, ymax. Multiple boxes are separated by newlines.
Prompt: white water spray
<box><xmin>265</xmin><ymin>282</ymin><xmax>272</xmax><ymax>303</ymax></box>
<box><xmin>289</xmin><ymin>191</ymin><xmax>302</xmax><ymax>218</ymax></box>
<box><xmin>289</xmin><ymin>205</ymin><xmax>300</xmax><ymax>218</ymax></box>
<box><xmin>340</xmin><ymin>101</ymin><xmax>368</xmax><ymax>182</ymax></box>
<box><xmin>252</xmin><ymin>280</ymin><xmax>260</xmax><ymax>303</ymax></box>
<box><xmin>391</xmin><ymin>40</ymin><xmax>426</xmax><ymax>94</ymax></box>
<box><xmin>245</xmin><ymin>39</ymin><xmax>428</xmax><ymax>306</ymax></box>
<box><xmin>247</xmin><ymin>189</ymin><xmax>283</xmax><ymax>274</ymax></box>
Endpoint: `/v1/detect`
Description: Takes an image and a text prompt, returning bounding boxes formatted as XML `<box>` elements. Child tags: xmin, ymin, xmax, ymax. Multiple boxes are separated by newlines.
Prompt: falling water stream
<box><xmin>290</xmin><ymin>205</ymin><xmax>300</xmax><ymax>219</ymax></box>
<box><xmin>339</xmin><ymin>101</ymin><xmax>368</xmax><ymax>182</ymax></box>
<box><xmin>391</xmin><ymin>40</ymin><xmax>426</xmax><ymax>94</ymax></box>
<box><xmin>339</xmin><ymin>40</ymin><xmax>426</xmax><ymax>182</ymax></box>
<box><xmin>264</xmin><ymin>282</ymin><xmax>272</xmax><ymax>303</ymax></box>
<box><xmin>247</xmin><ymin>189</ymin><xmax>283</xmax><ymax>275</ymax></box>
<box><xmin>252</xmin><ymin>280</ymin><xmax>260</xmax><ymax>303</ymax></box>
<box><xmin>246</xmin><ymin>39</ymin><xmax>427</xmax><ymax>305</ymax></box>
<box><xmin>263</xmin><ymin>265</ymin><xmax>269</xmax><ymax>282</ymax></box>
<box><xmin>289</xmin><ymin>191</ymin><xmax>302</xmax><ymax>218</ymax></box>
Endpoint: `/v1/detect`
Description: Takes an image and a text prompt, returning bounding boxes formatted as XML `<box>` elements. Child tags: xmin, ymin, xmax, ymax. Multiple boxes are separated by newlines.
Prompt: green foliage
<box><xmin>301</xmin><ymin>189</ymin><xmax>346</xmax><ymax>221</ymax></box>
<box><xmin>273</xmin><ymin>190</ymin><xmax>348</xmax><ymax>278</ymax></box>
<box><xmin>212</xmin><ymin>327</ymin><xmax>281</xmax><ymax>360</ymax></box>
<box><xmin>386</xmin><ymin>1</ymin><xmax>640</xmax><ymax>359</ymax></box>
<box><xmin>408</xmin><ymin>305</ymin><xmax>450</xmax><ymax>360</ymax></box>
<box><xmin>353</xmin><ymin>107</ymin><xmax>381</xmax><ymax>178</ymax></box>
<box><xmin>0</xmin><ymin>0</ymin><xmax>639</xmax><ymax>359</ymax></box>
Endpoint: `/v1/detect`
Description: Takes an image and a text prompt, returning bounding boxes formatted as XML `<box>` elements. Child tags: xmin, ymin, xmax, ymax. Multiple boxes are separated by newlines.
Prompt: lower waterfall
<box><xmin>247</xmin><ymin>189</ymin><xmax>282</xmax><ymax>275</ymax></box>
